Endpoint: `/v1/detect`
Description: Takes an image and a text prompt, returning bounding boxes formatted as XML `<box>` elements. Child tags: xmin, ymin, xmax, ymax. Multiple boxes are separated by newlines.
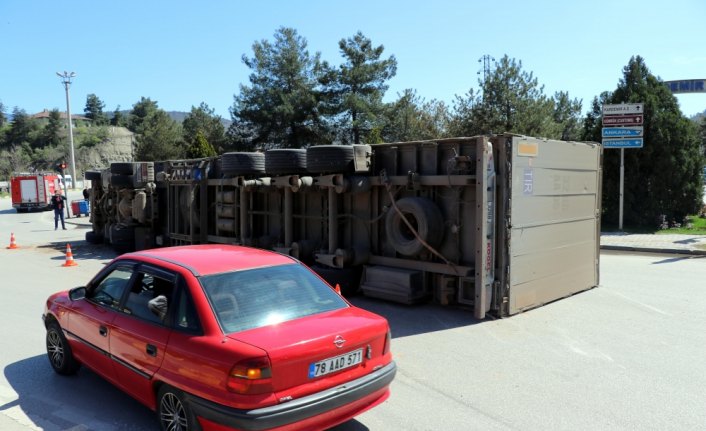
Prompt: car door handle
<box><xmin>146</xmin><ymin>344</ymin><xmax>157</xmax><ymax>357</ymax></box>
<box><xmin>99</xmin><ymin>326</ymin><xmax>108</xmax><ymax>337</ymax></box>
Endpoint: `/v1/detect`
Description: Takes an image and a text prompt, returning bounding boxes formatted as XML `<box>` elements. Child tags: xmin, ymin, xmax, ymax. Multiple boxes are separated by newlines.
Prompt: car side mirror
<box><xmin>69</xmin><ymin>286</ymin><xmax>86</xmax><ymax>301</ymax></box>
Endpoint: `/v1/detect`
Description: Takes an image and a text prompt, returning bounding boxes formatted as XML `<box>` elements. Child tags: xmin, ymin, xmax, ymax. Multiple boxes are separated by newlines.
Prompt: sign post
<box><xmin>602</xmin><ymin>103</ymin><xmax>644</xmax><ymax>230</ymax></box>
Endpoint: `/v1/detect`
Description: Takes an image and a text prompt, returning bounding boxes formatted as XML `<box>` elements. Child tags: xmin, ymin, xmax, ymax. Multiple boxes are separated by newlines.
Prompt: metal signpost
<box><xmin>602</xmin><ymin>103</ymin><xmax>644</xmax><ymax>230</ymax></box>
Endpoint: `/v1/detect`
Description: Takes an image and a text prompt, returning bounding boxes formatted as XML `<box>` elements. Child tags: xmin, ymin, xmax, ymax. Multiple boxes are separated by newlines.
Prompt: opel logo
<box><xmin>333</xmin><ymin>335</ymin><xmax>346</xmax><ymax>349</ymax></box>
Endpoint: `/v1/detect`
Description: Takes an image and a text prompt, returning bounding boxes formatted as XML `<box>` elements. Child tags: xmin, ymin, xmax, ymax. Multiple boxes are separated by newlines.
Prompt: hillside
<box><xmin>77</xmin><ymin>126</ymin><xmax>135</xmax><ymax>171</ymax></box>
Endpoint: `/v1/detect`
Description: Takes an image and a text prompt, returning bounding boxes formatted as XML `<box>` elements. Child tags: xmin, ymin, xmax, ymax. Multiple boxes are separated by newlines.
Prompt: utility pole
<box><xmin>56</xmin><ymin>71</ymin><xmax>77</xmax><ymax>191</ymax></box>
<box><xmin>478</xmin><ymin>55</ymin><xmax>495</xmax><ymax>101</ymax></box>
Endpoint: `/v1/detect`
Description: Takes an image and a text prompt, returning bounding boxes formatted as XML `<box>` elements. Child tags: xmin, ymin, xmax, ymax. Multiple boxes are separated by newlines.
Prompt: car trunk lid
<box><xmin>227</xmin><ymin>307</ymin><xmax>389</xmax><ymax>397</ymax></box>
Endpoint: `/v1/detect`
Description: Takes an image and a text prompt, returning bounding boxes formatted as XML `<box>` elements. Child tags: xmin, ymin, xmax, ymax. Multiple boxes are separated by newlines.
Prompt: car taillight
<box><xmin>227</xmin><ymin>356</ymin><xmax>273</xmax><ymax>394</ymax></box>
<box><xmin>383</xmin><ymin>330</ymin><xmax>391</xmax><ymax>356</ymax></box>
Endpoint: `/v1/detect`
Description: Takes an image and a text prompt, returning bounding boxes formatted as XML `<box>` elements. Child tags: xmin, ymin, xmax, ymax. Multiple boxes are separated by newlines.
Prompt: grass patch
<box><xmin>602</xmin><ymin>215</ymin><xmax>706</xmax><ymax>235</ymax></box>
<box><xmin>656</xmin><ymin>215</ymin><xmax>706</xmax><ymax>235</ymax></box>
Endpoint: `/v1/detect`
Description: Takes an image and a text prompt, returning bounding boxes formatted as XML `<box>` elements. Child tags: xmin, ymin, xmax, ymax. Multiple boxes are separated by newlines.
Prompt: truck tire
<box><xmin>385</xmin><ymin>197</ymin><xmax>444</xmax><ymax>257</ymax></box>
<box><xmin>110</xmin><ymin>225</ymin><xmax>135</xmax><ymax>253</ymax></box>
<box><xmin>265</xmin><ymin>149</ymin><xmax>308</xmax><ymax>175</ymax></box>
<box><xmin>85</xmin><ymin>170</ymin><xmax>102</xmax><ymax>181</ymax></box>
<box><xmin>110</xmin><ymin>174</ymin><xmax>133</xmax><ymax>188</ymax></box>
<box><xmin>306</xmin><ymin>145</ymin><xmax>355</xmax><ymax>174</ymax></box>
<box><xmin>221</xmin><ymin>152</ymin><xmax>265</xmax><ymax>176</ymax></box>
<box><xmin>110</xmin><ymin>162</ymin><xmax>136</xmax><ymax>175</ymax></box>
<box><xmin>85</xmin><ymin>230</ymin><xmax>104</xmax><ymax>244</ymax></box>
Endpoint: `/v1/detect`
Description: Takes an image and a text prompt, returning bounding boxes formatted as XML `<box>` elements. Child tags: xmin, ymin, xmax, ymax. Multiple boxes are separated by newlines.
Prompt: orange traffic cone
<box><xmin>6</xmin><ymin>232</ymin><xmax>18</xmax><ymax>249</ymax></box>
<box><xmin>62</xmin><ymin>243</ymin><xmax>78</xmax><ymax>267</ymax></box>
<box><xmin>335</xmin><ymin>283</ymin><xmax>342</xmax><ymax>295</ymax></box>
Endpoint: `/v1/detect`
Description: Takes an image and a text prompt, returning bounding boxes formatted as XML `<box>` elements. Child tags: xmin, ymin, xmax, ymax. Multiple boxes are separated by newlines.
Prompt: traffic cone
<box><xmin>334</xmin><ymin>283</ymin><xmax>342</xmax><ymax>295</ymax></box>
<box><xmin>62</xmin><ymin>243</ymin><xmax>78</xmax><ymax>267</ymax></box>
<box><xmin>6</xmin><ymin>232</ymin><xmax>18</xmax><ymax>249</ymax></box>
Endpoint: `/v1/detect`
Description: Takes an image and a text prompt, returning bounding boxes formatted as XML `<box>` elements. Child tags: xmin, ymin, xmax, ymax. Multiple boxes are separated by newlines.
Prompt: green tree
<box><xmin>128</xmin><ymin>97</ymin><xmax>159</xmax><ymax>134</ymax></box>
<box><xmin>582</xmin><ymin>56</ymin><xmax>705</xmax><ymax>227</ymax></box>
<box><xmin>450</xmin><ymin>55</ymin><xmax>577</xmax><ymax>139</ymax></box>
<box><xmin>230</xmin><ymin>27</ymin><xmax>326</xmax><ymax>149</ymax></box>
<box><xmin>0</xmin><ymin>101</ymin><xmax>7</xmax><ymax>128</ymax></box>
<box><xmin>186</xmin><ymin>131</ymin><xmax>217</xmax><ymax>158</ymax></box>
<box><xmin>325</xmin><ymin>31</ymin><xmax>397</xmax><ymax>145</ymax></box>
<box><xmin>84</xmin><ymin>94</ymin><xmax>108</xmax><ymax>125</ymax></box>
<box><xmin>183</xmin><ymin>103</ymin><xmax>226</xmax><ymax>152</ymax></box>
<box><xmin>111</xmin><ymin>105</ymin><xmax>126</xmax><ymax>127</ymax></box>
<box><xmin>133</xmin><ymin>109</ymin><xmax>184</xmax><ymax>161</ymax></box>
<box><xmin>553</xmin><ymin>91</ymin><xmax>583</xmax><ymax>141</ymax></box>
<box><xmin>41</xmin><ymin>109</ymin><xmax>64</xmax><ymax>148</ymax></box>
<box><xmin>0</xmin><ymin>144</ymin><xmax>32</xmax><ymax>178</ymax></box>
<box><xmin>4</xmin><ymin>108</ymin><xmax>41</xmax><ymax>150</ymax></box>
<box><xmin>382</xmin><ymin>89</ymin><xmax>450</xmax><ymax>142</ymax></box>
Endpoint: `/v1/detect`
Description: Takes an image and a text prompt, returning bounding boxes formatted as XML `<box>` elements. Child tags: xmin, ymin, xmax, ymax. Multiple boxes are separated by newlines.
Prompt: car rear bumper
<box><xmin>186</xmin><ymin>361</ymin><xmax>396</xmax><ymax>431</ymax></box>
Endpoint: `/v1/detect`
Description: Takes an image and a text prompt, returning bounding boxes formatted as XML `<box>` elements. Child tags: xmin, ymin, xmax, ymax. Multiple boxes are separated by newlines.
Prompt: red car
<box><xmin>43</xmin><ymin>245</ymin><xmax>396</xmax><ymax>431</ymax></box>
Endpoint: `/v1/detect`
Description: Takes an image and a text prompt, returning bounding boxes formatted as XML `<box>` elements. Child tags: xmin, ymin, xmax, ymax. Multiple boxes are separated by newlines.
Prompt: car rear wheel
<box><xmin>157</xmin><ymin>385</ymin><xmax>201</xmax><ymax>431</ymax></box>
<box><xmin>46</xmin><ymin>321</ymin><xmax>80</xmax><ymax>375</ymax></box>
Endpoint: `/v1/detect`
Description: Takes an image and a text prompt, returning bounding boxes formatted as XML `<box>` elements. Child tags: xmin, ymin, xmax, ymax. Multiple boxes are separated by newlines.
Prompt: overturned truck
<box><xmin>85</xmin><ymin>134</ymin><xmax>602</xmax><ymax>318</ymax></box>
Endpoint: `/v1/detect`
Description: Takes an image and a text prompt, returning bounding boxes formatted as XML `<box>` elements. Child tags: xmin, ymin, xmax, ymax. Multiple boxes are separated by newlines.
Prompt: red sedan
<box><xmin>43</xmin><ymin>245</ymin><xmax>396</xmax><ymax>431</ymax></box>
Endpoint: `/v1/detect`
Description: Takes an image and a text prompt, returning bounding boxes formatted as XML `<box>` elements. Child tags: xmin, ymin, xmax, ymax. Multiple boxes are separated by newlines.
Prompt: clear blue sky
<box><xmin>2</xmin><ymin>0</ymin><xmax>705</xmax><ymax>121</ymax></box>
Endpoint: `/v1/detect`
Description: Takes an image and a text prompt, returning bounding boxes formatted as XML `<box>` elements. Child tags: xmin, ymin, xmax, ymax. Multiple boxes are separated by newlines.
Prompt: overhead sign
<box><xmin>602</xmin><ymin>127</ymin><xmax>643</xmax><ymax>138</ymax></box>
<box><xmin>603</xmin><ymin>115</ymin><xmax>643</xmax><ymax>126</ymax></box>
<box><xmin>602</xmin><ymin>103</ymin><xmax>643</xmax><ymax>116</ymax></box>
<box><xmin>664</xmin><ymin>79</ymin><xmax>706</xmax><ymax>94</ymax></box>
<box><xmin>603</xmin><ymin>138</ymin><xmax>643</xmax><ymax>148</ymax></box>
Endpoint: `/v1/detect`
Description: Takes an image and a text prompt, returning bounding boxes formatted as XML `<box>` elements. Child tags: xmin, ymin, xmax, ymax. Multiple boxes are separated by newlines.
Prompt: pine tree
<box><xmin>230</xmin><ymin>27</ymin><xmax>326</xmax><ymax>148</ymax></box>
<box><xmin>582</xmin><ymin>56</ymin><xmax>705</xmax><ymax>227</ymax></box>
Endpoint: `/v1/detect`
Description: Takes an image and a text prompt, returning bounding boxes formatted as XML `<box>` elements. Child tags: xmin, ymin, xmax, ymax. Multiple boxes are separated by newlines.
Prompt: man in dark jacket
<box><xmin>51</xmin><ymin>189</ymin><xmax>67</xmax><ymax>230</ymax></box>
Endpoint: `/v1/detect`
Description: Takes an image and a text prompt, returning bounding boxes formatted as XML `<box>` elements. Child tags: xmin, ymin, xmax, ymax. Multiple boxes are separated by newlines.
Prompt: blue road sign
<box><xmin>602</xmin><ymin>127</ymin><xmax>643</xmax><ymax>138</ymax></box>
<box><xmin>602</xmin><ymin>138</ymin><xmax>643</xmax><ymax>148</ymax></box>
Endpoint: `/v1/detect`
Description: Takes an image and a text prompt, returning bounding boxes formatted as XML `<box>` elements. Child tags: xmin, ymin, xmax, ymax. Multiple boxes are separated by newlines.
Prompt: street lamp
<box><xmin>56</xmin><ymin>71</ymin><xmax>77</xmax><ymax>191</ymax></box>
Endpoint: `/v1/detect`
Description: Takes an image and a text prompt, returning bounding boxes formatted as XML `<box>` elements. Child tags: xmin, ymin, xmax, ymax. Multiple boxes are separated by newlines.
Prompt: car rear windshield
<box><xmin>199</xmin><ymin>263</ymin><xmax>348</xmax><ymax>333</ymax></box>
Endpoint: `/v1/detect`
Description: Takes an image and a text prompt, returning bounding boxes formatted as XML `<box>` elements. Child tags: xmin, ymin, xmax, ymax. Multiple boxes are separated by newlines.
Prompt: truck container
<box><xmin>86</xmin><ymin>134</ymin><xmax>602</xmax><ymax>318</ymax></box>
<box><xmin>10</xmin><ymin>172</ymin><xmax>62</xmax><ymax>212</ymax></box>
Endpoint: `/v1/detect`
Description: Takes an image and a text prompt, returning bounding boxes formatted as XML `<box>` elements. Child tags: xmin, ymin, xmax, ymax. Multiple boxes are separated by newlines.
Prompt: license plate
<box><xmin>308</xmin><ymin>348</ymin><xmax>363</xmax><ymax>378</ymax></box>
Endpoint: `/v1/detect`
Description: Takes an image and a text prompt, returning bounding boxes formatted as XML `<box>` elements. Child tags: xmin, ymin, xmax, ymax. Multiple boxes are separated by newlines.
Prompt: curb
<box><xmin>600</xmin><ymin>244</ymin><xmax>706</xmax><ymax>256</ymax></box>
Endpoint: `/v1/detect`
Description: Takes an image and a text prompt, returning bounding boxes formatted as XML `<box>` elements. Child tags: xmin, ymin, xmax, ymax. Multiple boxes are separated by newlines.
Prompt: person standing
<box><xmin>51</xmin><ymin>189</ymin><xmax>67</xmax><ymax>230</ymax></box>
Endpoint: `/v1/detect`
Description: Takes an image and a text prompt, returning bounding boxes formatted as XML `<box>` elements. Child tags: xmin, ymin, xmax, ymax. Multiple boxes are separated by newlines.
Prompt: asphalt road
<box><xmin>1</xmin><ymin>197</ymin><xmax>705</xmax><ymax>431</ymax></box>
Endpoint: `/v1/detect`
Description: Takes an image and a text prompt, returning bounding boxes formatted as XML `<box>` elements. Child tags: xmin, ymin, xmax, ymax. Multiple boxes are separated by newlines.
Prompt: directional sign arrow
<box><xmin>602</xmin><ymin>138</ymin><xmax>644</xmax><ymax>148</ymax></box>
<box><xmin>603</xmin><ymin>115</ymin><xmax>643</xmax><ymax>126</ymax></box>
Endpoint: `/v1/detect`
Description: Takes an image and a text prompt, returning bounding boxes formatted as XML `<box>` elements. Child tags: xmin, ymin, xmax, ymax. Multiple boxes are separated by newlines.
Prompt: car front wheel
<box><xmin>158</xmin><ymin>385</ymin><xmax>201</xmax><ymax>431</ymax></box>
<box><xmin>46</xmin><ymin>321</ymin><xmax>80</xmax><ymax>375</ymax></box>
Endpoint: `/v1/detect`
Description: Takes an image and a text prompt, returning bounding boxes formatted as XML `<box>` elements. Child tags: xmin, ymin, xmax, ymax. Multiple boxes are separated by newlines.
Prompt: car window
<box><xmin>124</xmin><ymin>272</ymin><xmax>175</xmax><ymax>325</ymax></box>
<box><xmin>174</xmin><ymin>280</ymin><xmax>201</xmax><ymax>333</ymax></box>
<box><xmin>89</xmin><ymin>267</ymin><xmax>133</xmax><ymax>310</ymax></box>
<box><xmin>200</xmin><ymin>263</ymin><xmax>348</xmax><ymax>334</ymax></box>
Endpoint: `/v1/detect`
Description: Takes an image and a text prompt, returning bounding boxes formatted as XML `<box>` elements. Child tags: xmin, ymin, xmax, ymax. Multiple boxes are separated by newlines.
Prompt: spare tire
<box><xmin>306</xmin><ymin>145</ymin><xmax>355</xmax><ymax>173</ymax></box>
<box><xmin>221</xmin><ymin>152</ymin><xmax>265</xmax><ymax>176</ymax></box>
<box><xmin>385</xmin><ymin>197</ymin><xmax>444</xmax><ymax>257</ymax></box>
<box><xmin>265</xmin><ymin>149</ymin><xmax>307</xmax><ymax>175</ymax></box>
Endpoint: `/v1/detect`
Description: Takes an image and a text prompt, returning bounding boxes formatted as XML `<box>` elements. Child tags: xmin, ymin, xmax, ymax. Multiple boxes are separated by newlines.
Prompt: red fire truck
<box><xmin>10</xmin><ymin>172</ymin><xmax>62</xmax><ymax>212</ymax></box>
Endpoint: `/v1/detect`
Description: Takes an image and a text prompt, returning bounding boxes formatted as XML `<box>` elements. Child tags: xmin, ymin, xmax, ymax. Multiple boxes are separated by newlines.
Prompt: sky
<box><xmin>2</xmin><ymin>0</ymin><xmax>705</xmax><ymax>121</ymax></box>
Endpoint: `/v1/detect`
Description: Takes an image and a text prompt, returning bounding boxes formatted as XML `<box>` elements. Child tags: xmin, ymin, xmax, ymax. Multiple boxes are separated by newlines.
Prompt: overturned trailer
<box><xmin>86</xmin><ymin>134</ymin><xmax>602</xmax><ymax>318</ymax></box>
